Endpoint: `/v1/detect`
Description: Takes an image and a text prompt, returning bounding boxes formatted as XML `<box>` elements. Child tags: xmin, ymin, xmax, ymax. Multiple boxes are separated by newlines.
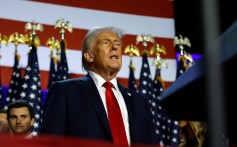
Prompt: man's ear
<box><xmin>31</xmin><ymin>118</ymin><xmax>35</xmax><ymax>126</ymax></box>
<box><xmin>84</xmin><ymin>50</ymin><xmax>94</xmax><ymax>62</ymax></box>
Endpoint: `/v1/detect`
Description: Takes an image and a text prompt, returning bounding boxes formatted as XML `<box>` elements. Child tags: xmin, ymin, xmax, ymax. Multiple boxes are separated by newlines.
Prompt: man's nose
<box><xmin>111</xmin><ymin>43</ymin><xmax>118</xmax><ymax>50</ymax></box>
<box><xmin>16</xmin><ymin>118</ymin><xmax>21</xmax><ymax>124</ymax></box>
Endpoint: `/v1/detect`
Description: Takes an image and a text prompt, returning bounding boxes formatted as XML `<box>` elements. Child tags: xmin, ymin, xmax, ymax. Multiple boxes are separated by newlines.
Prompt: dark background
<box><xmin>174</xmin><ymin>0</ymin><xmax>237</xmax><ymax>55</ymax></box>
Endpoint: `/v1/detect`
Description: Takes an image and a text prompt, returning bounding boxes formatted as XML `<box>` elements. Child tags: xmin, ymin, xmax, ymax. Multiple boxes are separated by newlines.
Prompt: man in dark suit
<box><xmin>40</xmin><ymin>26</ymin><xmax>157</xmax><ymax>146</ymax></box>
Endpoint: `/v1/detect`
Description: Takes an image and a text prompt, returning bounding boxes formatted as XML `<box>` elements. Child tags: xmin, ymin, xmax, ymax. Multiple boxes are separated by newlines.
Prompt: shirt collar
<box><xmin>88</xmin><ymin>71</ymin><xmax>118</xmax><ymax>90</ymax></box>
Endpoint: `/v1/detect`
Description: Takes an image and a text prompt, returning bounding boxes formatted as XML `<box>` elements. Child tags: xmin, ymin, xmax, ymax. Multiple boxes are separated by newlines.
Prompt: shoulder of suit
<box><xmin>53</xmin><ymin>77</ymin><xmax>89</xmax><ymax>86</ymax></box>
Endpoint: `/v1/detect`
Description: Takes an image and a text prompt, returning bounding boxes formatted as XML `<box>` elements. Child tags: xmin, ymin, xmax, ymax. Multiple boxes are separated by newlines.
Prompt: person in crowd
<box><xmin>40</xmin><ymin>26</ymin><xmax>157</xmax><ymax>146</ymax></box>
<box><xmin>0</xmin><ymin>108</ymin><xmax>10</xmax><ymax>134</ymax></box>
<box><xmin>178</xmin><ymin>120</ymin><xmax>207</xmax><ymax>147</ymax></box>
<box><xmin>7</xmin><ymin>99</ymin><xmax>35</xmax><ymax>138</ymax></box>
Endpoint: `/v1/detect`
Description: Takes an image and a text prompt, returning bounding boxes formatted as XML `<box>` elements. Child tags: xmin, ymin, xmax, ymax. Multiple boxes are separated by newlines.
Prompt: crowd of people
<box><xmin>0</xmin><ymin>26</ymin><xmax>209</xmax><ymax>147</ymax></box>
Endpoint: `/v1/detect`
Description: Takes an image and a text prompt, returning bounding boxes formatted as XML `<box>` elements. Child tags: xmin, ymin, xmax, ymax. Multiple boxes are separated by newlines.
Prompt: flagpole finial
<box><xmin>55</xmin><ymin>18</ymin><xmax>73</xmax><ymax>40</ymax></box>
<box><xmin>9</xmin><ymin>32</ymin><xmax>26</xmax><ymax>46</ymax></box>
<box><xmin>174</xmin><ymin>34</ymin><xmax>191</xmax><ymax>56</ymax></box>
<box><xmin>0</xmin><ymin>33</ymin><xmax>8</xmax><ymax>46</ymax></box>
<box><xmin>174</xmin><ymin>35</ymin><xmax>194</xmax><ymax>69</ymax></box>
<box><xmin>46</xmin><ymin>37</ymin><xmax>60</xmax><ymax>64</ymax></box>
<box><xmin>124</xmin><ymin>44</ymin><xmax>140</xmax><ymax>62</ymax></box>
<box><xmin>150</xmin><ymin>43</ymin><xmax>168</xmax><ymax>69</ymax></box>
<box><xmin>136</xmin><ymin>34</ymin><xmax>155</xmax><ymax>55</ymax></box>
<box><xmin>46</xmin><ymin>37</ymin><xmax>60</xmax><ymax>51</ymax></box>
<box><xmin>0</xmin><ymin>33</ymin><xmax>8</xmax><ymax>60</ymax></box>
<box><xmin>25</xmin><ymin>21</ymin><xmax>44</xmax><ymax>46</ymax></box>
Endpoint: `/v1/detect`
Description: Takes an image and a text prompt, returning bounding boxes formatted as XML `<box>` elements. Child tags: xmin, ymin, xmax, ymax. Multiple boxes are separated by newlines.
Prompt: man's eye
<box><xmin>116</xmin><ymin>43</ymin><xmax>121</xmax><ymax>46</ymax></box>
<box><xmin>10</xmin><ymin>116</ymin><xmax>17</xmax><ymax>119</ymax></box>
<box><xmin>101</xmin><ymin>41</ymin><xmax>109</xmax><ymax>44</ymax></box>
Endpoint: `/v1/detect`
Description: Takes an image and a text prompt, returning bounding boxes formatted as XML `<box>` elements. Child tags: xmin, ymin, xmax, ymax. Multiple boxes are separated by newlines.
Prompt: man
<box><xmin>0</xmin><ymin>109</ymin><xmax>9</xmax><ymax>133</ymax></box>
<box><xmin>7</xmin><ymin>99</ymin><xmax>35</xmax><ymax>138</ymax></box>
<box><xmin>40</xmin><ymin>26</ymin><xmax>157</xmax><ymax>146</ymax></box>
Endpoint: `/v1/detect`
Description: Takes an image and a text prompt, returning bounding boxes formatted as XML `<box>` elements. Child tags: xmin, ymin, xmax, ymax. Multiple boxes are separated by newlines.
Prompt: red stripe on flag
<box><xmin>0</xmin><ymin>18</ymin><xmax>175</xmax><ymax>59</ymax></box>
<box><xmin>29</xmin><ymin>0</ymin><xmax>174</xmax><ymax>18</ymax></box>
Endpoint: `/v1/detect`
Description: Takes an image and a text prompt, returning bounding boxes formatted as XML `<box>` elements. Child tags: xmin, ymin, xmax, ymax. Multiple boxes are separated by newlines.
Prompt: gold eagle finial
<box><xmin>8</xmin><ymin>32</ymin><xmax>26</xmax><ymax>46</ymax></box>
<box><xmin>150</xmin><ymin>43</ymin><xmax>168</xmax><ymax>69</ymax></box>
<box><xmin>55</xmin><ymin>18</ymin><xmax>73</xmax><ymax>40</ymax></box>
<box><xmin>24</xmin><ymin>21</ymin><xmax>43</xmax><ymax>46</ymax></box>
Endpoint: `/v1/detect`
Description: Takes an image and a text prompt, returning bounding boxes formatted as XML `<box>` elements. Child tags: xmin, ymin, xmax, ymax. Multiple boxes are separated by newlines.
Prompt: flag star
<box><xmin>33</xmin><ymin>76</ymin><xmax>38</xmax><ymax>81</ymax></box>
<box><xmin>20</xmin><ymin>92</ymin><xmax>26</xmax><ymax>98</ymax></box>
<box><xmin>35</xmin><ymin>113</ymin><xmax>40</xmax><ymax>119</ymax></box>
<box><xmin>143</xmin><ymin>63</ymin><xmax>148</xmax><ymax>68</ymax></box>
<box><xmin>29</xmin><ymin>102</ymin><xmax>34</xmax><ymax>107</ymax></box>
<box><xmin>174</xmin><ymin>121</ymin><xmax>179</xmax><ymax>125</ymax></box>
<box><xmin>173</xmin><ymin>129</ymin><xmax>178</xmax><ymax>134</ymax></box>
<box><xmin>29</xmin><ymin>93</ymin><xmax>35</xmax><ymax>99</ymax></box>
<box><xmin>22</xmin><ymin>83</ymin><xmax>27</xmax><ymax>89</ymax></box>
<box><xmin>26</xmin><ymin>66</ymin><xmax>31</xmax><ymax>71</ymax></box>
<box><xmin>31</xmin><ymin>84</ymin><xmax>37</xmax><ymax>90</ymax></box>
<box><xmin>31</xmin><ymin>131</ymin><xmax>38</xmax><ymax>136</ymax></box>
<box><xmin>142</xmin><ymin>72</ymin><xmax>148</xmax><ymax>77</ymax></box>
<box><xmin>36</xmin><ymin>105</ymin><xmax>41</xmax><ymax>110</ymax></box>
<box><xmin>142</xmin><ymin>89</ymin><xmax>147</xmax><ymax>94</ymax></box>
<box><xmin>24</xmin><ymin>75</ymin><xmax>30</xmax><ymax>80</ymax></box>
<box><xmin>142</xmin><ymin>80</ymin><xmax>147</xmax><ymax>85</ymax></box>
<box><xmin>33</xmin><ymin>122</ymin><xmax>39</xmax><ymax>128</ymax></box>
<box><xmin>162</xmin><ymin>125</ymin><xmax>166</xmax><ymax>130</ymax></box>
<box><xmin>16</xmin><ymin>72</ymin><xmax>20</xmax><ymax>77</ymax></box>
<box><xmin>172</xmin><ymin>138</ymin><xmax>177</xmax><ymax>142</ymax></box>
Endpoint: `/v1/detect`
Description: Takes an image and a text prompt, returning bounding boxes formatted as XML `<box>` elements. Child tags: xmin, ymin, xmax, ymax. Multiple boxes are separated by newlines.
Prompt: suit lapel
<box><xmin>79</xmin><ymin>74</ymin><xmax>111</xmax><ymax>136</ymax></box>
<box><xmin>118</xmin><ymin>85</ymin><xmax>137</xmax><ymax>142</ymax></box>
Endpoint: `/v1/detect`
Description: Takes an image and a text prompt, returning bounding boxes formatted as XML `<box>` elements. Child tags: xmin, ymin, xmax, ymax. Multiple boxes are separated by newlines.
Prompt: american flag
<box><xmin>138</xmin><ymin>52</ymin><xmax>179</xmax><ymax>146</ymax></box>
<box><xmin>5</xmin><ymin>50</ymin><xmax>23</xmax><ymax>109</ymax></box>
<box><xmin>0</xmin><ymin>0</ymin><xmax>176</xmax><ymax>90</ymax></box>
<box><xmin>137</xmin><ymin>52</ymin><xmax>162</xmax><ymax>145</ymax></box>
<box><xmin>176</xmin><ymin>53</ymin><xmax>194</xmax><ymax>78</ymax></box>
<box><xmin>47</xmin><ymin>54</ymin><xmax>56</xmax><ymax>89</ymax></box>
<box><xmin>176</xmin><ymin>59</ymin><xmax>187</xmax><ymax>78</ymax></box>
<box><xmin>20</xmin><ymin>43</ymin><xmax>43</xmax><ymax>135</ymax></box>
<box><xmin>56</xmin><ymin>40</ymin><xmax>70</xmax><ymax>81</ymax></box>
<box><xmin>128</xmin><ymin>60</ymin><xmax>137</xmax><ymax>92</ymax></box>
<box><xmin>153</xmin><ymin>68</ymin><xmax>180</xmax><ymax>146</ymax></box>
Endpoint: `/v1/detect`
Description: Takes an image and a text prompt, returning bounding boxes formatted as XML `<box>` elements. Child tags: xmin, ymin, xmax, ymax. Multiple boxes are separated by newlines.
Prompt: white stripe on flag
<box><xmin>0</xmin><ymin>0</ymin><xmax>175</xmax><ymax>38</ymax></box>
<box><xmin>1</xmin><ymin>43</ymin><xmax>176</xmax><ymax>82</ymax></box>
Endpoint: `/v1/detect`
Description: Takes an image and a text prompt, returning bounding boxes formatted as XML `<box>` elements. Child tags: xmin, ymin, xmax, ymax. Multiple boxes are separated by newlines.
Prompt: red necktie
<box><xmin>103</xmin><ymin>82</ymin><xmax>128</xmax><ymax>146</ymax></box>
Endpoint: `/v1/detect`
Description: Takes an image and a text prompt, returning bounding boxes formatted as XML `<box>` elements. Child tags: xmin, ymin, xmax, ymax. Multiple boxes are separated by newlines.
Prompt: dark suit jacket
<box><xmin>40</xmin><ymin>74</ymin><xmax>157</xmax><ymax>145</ymax></box>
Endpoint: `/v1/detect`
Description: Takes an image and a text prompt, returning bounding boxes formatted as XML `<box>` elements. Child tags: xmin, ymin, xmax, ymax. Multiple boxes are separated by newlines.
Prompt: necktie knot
<box><xmin>103</xmin><ymin>82</ymin><xmax>113</xmax><ymax>89</ymax></box>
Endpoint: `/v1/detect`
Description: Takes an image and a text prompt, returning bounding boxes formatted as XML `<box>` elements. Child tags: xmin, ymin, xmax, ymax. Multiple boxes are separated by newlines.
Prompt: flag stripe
<box><xmin>0</xmin><ymin>19</ymin><xmax>176</xmax><ymax>59</ymax></box>
<box><xmin>1</xmin><ymin>0</ymin><xmax>175</xmax><ymax>38</ymax></box>
<box><xmin>29</xmin><ymin>0</ymin><xmax>174</xmax><ymax>18</ymax></box>
<box><xmin>1</xmin><ymin>43</ymin><xmax>177</xmax><ymax>81</ymax></box>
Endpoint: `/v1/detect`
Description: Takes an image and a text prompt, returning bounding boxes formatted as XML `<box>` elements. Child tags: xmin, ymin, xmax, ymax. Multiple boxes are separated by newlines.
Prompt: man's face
<box><xmin>8</xmin><ymin>107</ymin><xmax>34</xmax><ymax>135</ymax></box>
<box><xmin>0</xmin><ymin>113</ymin><xmax>9</xmax><ymax>133</ymax></box>
<box><xmin>90</xmin><ymin>31</ymin><xmax>122</xmax><ymax>74</ymax></box>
